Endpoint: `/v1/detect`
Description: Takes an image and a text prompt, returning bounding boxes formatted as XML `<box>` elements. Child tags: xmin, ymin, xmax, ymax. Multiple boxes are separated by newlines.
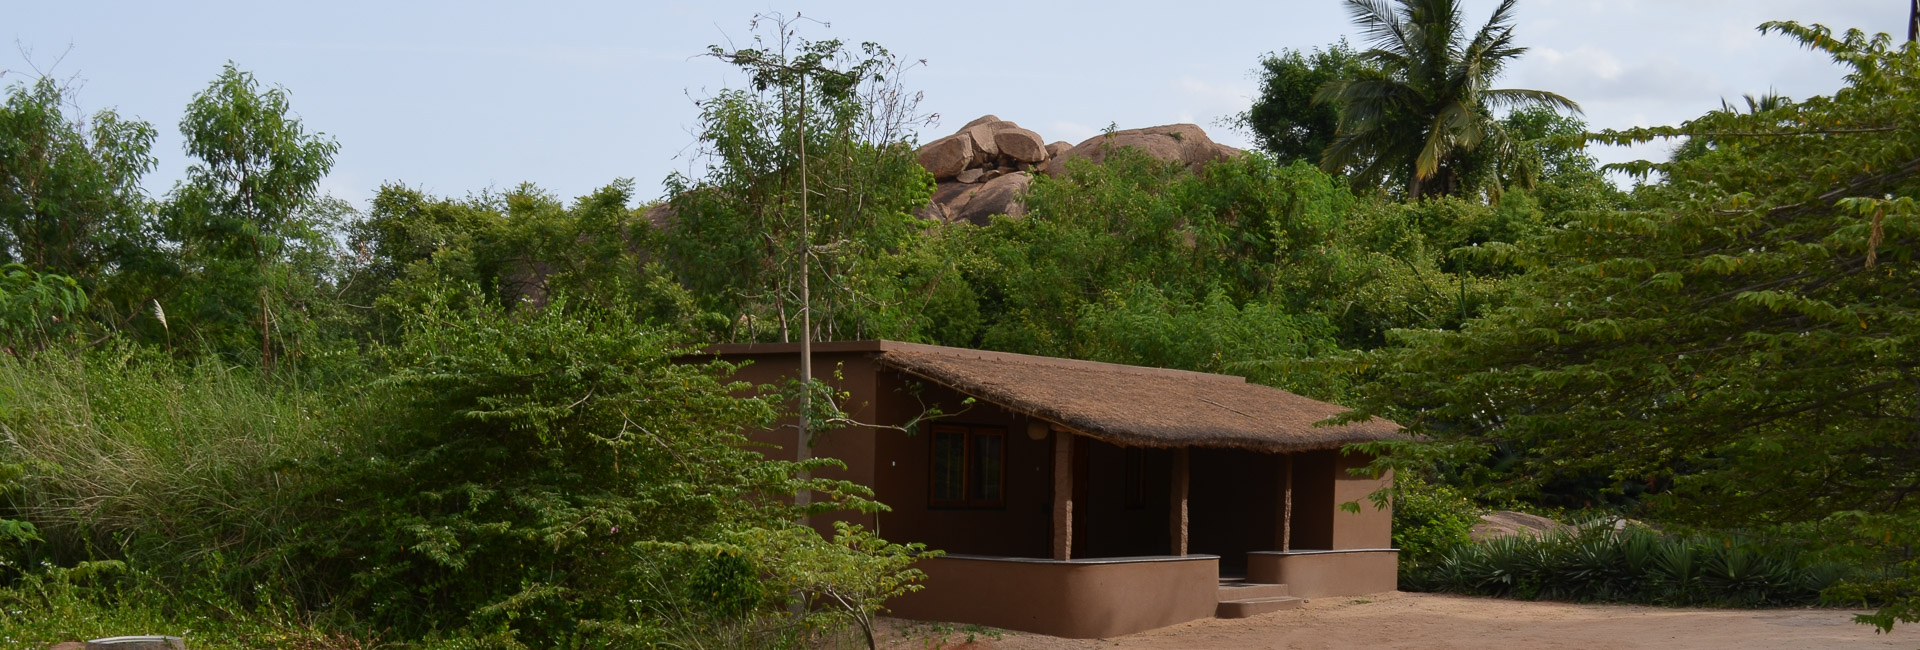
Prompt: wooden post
<box><xmin>1051</xmin><ymin>431</ymin><xmax>1074</xmax><ymax>561</ymax></box>
<box><xmin>1170</xmin><ymin>448</ymin><xmax>1189</xmax><ymax>556</ymax></box>
<box><xmin>1282</xmin><ymin>453</ymin><xmax>1295</xmax><ymax>553</ymax></box>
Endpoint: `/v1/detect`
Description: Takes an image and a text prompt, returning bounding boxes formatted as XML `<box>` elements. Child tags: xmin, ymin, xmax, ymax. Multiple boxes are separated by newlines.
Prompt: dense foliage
<box><xmin>1405</xmin><ymin>527</ymin><xmax>1851</xmax><ymax>608</ymax></box>
<box><xmin>659</xmin><ymin>17</ymin><xmax>935</xmax><ymax>344</ymax></box>
<box><xmin>1234</xmin><ymin>41</ymin><xmax>1366</xmax><ymax>167</ymax></box>
<box><xmin>1388</xmin><ymin>474</ymin><xmax>1479</xmax><ymax>563</ymax></box>
<box><xmin>1301</xmin><ymin>0</ymin><xmax>1579</xmax><ymax>199</ymax></box>
<box><xmin>1353</xmin><ymin>23</ymin><xmax>1920</xmax><ymax>626</ymax></box>
<box><xmin>8</xmin><ymin>5</ymin><xmax>1920</xmax><ymax>642</ymax></box>
<box><xmin>0</xmin><ymin>30</ymin><xmax>937</xmax><ymax>645</ymax></box>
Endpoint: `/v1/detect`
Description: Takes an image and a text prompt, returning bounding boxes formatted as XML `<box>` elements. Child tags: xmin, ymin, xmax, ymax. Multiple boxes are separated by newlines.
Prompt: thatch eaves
<box><xmin>874</xmin><ymin>345</ymin><xmax>1401</xmax><ymax>452</ymax></box>
<box><xmin>699</xmin><ymin>340</ymin><xmax>1401</xmax><ymax>452</ymax></box>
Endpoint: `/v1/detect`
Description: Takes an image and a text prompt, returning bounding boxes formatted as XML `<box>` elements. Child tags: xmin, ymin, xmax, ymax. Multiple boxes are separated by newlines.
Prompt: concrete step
<box><xmin>1217</xmin><ymin>582</ymin><xmax>1290</xmax><ymax>601</ymax></box>
<box><xmin>1215</xmin><ymin>595</ymin><xmax>1304</xmax><ymax>618</ymax></box>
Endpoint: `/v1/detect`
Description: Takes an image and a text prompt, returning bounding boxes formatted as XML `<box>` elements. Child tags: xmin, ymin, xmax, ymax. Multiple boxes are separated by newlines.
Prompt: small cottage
<box><xmin>701</xmin><ymin>341</ymin><xmax>1401</xmax><ymax>638</ymax></box>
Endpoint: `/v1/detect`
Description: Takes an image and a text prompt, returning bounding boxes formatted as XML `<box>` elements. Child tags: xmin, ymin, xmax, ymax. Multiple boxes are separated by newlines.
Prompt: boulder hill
<box><xmin>648</xmin><ymin>117</ymin><xmax>1244</xmax><ymax>231</ymax></box>
<box><xmin>914</xmin><ymin>116</ymin><xmax>1243</xmax><ymax>225</ymax></box>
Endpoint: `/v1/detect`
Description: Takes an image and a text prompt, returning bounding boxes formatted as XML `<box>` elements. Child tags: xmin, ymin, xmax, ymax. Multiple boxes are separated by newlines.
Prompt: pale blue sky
<box><xmin>5</xmin><ymin>1</ymin><xmax>1903</xmax><ymax>207</ymax></box>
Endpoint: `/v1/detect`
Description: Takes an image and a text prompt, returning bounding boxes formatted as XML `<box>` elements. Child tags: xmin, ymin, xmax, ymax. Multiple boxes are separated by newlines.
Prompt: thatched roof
<box><xmin>875</xmin><ymin>345</ymin><xmax>1401</xmax><ymax>452</ymax></box>
<box><xmin>700</xmin><ymin>341</ymin><xmax>1400</xmax><ymax>452</ymax></box>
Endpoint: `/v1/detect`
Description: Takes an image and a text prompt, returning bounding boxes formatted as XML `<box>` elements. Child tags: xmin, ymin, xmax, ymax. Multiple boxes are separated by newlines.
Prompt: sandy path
<box><xmin>882</xmin><ymin>591</ymin><xmax>1920</xmax><ymax>649</ymax></box>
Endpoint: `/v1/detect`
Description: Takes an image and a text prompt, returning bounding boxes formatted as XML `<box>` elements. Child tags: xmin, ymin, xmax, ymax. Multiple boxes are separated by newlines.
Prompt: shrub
<box><xmin>0</xmin><ymin>562</ymin><xmax>377</xmax><ymax>649</ymax></box>
<box><xmin>1405</xmin><ymin>526</ymin><xmax>1851</xmax><ymax>607</ymax></box>
<box><xmin>1389</xmin><ymin>474</ymin><xmax>1479</xmax><ymax>564</ymax></box>
<box><xmin>0</xmin><ymin>264</ymin><xmax>88</xmax><ymax>350</ymax></box>
<box><xmin>292</xmin><ymin>286</ymin><xmax>915</xmax><ymax>646</ymax></box>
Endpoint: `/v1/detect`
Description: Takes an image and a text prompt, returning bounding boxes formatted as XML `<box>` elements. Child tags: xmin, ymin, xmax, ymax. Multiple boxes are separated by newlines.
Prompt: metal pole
<box><xmin>796</xmin><ymin>72</ymin><xmax>813</xmax><ymax>516</ymax></box>
<box><xmin>1909</xmin><ymin>0</ymin><xmax>1918</xmax><ymax>43</ymax></box>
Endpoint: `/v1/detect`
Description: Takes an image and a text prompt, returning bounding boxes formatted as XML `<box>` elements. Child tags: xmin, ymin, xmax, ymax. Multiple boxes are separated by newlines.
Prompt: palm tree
<box><xmin>1317</xmin><ymin>0</ymin><xmax>1580</xmax><ymax>199</ymax></box>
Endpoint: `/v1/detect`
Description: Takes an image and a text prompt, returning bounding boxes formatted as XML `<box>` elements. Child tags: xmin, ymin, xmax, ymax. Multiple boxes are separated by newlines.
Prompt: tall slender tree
<box><xmin>164</xmin><ymin>63</ymin><xmax>338</xmax><ymax>365</ymax></box>
<box><xmin>1317</xmin><ymin>0</ymin><xmax>1578</xmax><ymax>198</ymax></box>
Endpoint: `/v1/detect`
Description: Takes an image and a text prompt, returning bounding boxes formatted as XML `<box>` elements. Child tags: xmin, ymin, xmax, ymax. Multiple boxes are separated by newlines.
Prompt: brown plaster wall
<box><xmin>1246</xmin><ymin>549</ymin><xmax>1399</xmax><ymax>598</ymax></box>
<box><xmin>700</xmin><ymin>351</ymin><xmax>1062</xmax><ymax>558</ymax></box>
<box><xmin>717</xmin><ymin>350</ymin><xmax>882</xmax><ymax>531</ymax></box>
<box><xmin>1332</xmin><ymin>452</ymin><xmax>1394</xmax><ymax>550</ymax></box>
<box><xmin>871</xmin><ymin>375</ymin><xmax>1052</xmax><ymax>557</ymax></box>
<box><xmin>888</xmin><ymin>555</ymin><xmax>1220</xmax><ymax>638</ymax></box>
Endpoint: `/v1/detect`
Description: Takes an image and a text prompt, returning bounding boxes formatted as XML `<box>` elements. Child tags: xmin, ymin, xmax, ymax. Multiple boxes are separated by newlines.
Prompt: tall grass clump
<box><xmin>0</xmin><ymin>561</ymin><xmax>380</xmax><ymax>650</ymax></box>
<box><xmin>1403</xmin><ymin>526</ymin><xmax>1856</xmax><ymax>607</ymax></box>
<box><xmin>0</xmin><ymin>341</ymin><xmax>355</xmax><ymax>580</ymax></box>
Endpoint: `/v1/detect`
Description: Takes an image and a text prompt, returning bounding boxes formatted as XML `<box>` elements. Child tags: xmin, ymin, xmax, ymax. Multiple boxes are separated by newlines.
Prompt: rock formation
<box><xmin>1043</xmin><ymin>124</ymin><xmax>1241</xmax><ymax>176</ymax></box>
<box><xmin>914</xmin><ymin>116</ymin><xmax>1243</xmax><ymax>225</ymax></box>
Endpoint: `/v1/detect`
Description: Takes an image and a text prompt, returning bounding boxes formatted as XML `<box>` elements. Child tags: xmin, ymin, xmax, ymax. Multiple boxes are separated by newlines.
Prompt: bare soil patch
<box><xmin>879</xmin><ymin>591</ymin><xmax>1919</xmax><ymax>649</ymax></box>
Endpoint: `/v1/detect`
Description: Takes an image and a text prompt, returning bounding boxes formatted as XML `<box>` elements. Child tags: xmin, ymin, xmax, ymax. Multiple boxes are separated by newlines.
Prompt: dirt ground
<box><xmin>877</xmin><ymin>591</ymin><xmax>1920</xmax><ymax>650</ymax></box>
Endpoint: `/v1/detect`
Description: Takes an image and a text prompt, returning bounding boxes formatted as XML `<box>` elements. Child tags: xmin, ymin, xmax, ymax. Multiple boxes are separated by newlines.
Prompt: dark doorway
<box><xmin>1187</xmin><ymin>449</ymin><xmax>1285</xmax><ymax>576</ymax></box>
<box><xmin>1069</xmin><ymin>438</ymin><xmax>1175</xmax><ymax>558</ymax></box>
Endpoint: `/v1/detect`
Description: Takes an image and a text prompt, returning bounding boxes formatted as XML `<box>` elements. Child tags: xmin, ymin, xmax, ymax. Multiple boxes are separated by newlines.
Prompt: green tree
<box><xmin>162</xmin><ymin>63</ymin><xmax>340</xmax><ymax>364</ymax></box>
<box><xmin>352</xmin><ymin>180</ymin><xmax>698</xmax><ymax>341</ymax></box>
<box><xmin>1496</xmin><ymin>106</ymin><xmax>1621</xmax><ymax>216</ymax></box>
<box><xmin>1234</xmin><ymin>41</ymin><xmax>1367</xmax><ymax>165</ymax></box>
<box><xmin>1317</xmin><ymin>0</ymin><xmax>1579</xmax><ymax>198</ymax></box>
<box><xmin>304</xmin><ymin>286</ymin><xmax>891</xmax><ymax>644</ymax></box>
<box><xmin>1669</xmin><ymin>91</ymin><xmax>1794</xmax><ymax>163</ymax></box>
<box><xmin>658</xmin><ymin>15</ymin><xmax>934</xmax><ymax>343</ymax></box>
<box><xmin>0</xmin><ymin>264</ymin><xmax>88</xmax><ymax>349</ymax></box>
<box><xmin>956</xmin><ymin>149</ymin><xmax>1503</xmax><ymax>394</ymax></box>
<box><xmin>0</xmin><ymin>77</ymin><xmax>158</xmax><ymax>324</ymax></box>
<box><xmin>1353</xmin><ymin>20</ymin><xmax>1919</xmax><ymax>545</ymax></box>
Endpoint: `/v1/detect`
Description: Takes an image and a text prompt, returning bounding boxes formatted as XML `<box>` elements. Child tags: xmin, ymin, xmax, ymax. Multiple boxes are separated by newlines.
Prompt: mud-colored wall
<box><xmin>1246</xmin><ymin>549</ymin><xmax>1399</xmax><ymax>598</ymax></box>
<box><xmin>1280</xmin><ymin>451</ymin><xmax>1393</xmax><ymax>551</ymax></box>
<box><xmin>888</xmin><ymin>555</ymin><xmax>1220</xmax><ymax>638</ymax></box>
<box><xmin>717</xmin><ymin>350</ymin><xmax>881</xmax><ymax>531</ymax></box>
<box><xmin>1332</xmin><ymin>452</ymin><xmax>1393</xmax><ymax>550</ymax></box>
<box><xmin>871</xmin><ymin>375</ymin><xmax>1053</xmax><ymax>557</ymax></box>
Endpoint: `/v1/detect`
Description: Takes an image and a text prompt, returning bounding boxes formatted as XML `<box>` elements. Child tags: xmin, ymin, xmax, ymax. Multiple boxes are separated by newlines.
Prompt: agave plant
<box><xmin>1650</xmin><ymin>538</ymin><xmax>1705</xmax><ymax>605</ymax></box>
<box><xmin>1701</xmin><ymin>544</ymin><xmax>1798</xmax><ymax>607</ymax></box>
<box><xmin>1555</xmin><ymin>531</ymin><xmax>1629</xmax><ymax>602</ymax></box>
<box><xmin>1616</xmin><ymin>528</ymin><xmax>1660</xmax><ymax>600</ymax></box>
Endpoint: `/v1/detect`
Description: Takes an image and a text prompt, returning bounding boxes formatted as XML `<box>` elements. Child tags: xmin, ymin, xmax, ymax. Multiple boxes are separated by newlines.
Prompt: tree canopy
<box><xmin>1235</xmin><ymin>41</ymin><xmax>1366</xmax><ymax>166</ymax></box>
<box><xmin>1354</xmin><ymin>22</ymin><xmax>1920</xmax><ymax>532</ymax></box>
<box><xmin>1317</xmin><ymin>0</ymin><xmax>1579</xmax><ymax>198</ymax></box>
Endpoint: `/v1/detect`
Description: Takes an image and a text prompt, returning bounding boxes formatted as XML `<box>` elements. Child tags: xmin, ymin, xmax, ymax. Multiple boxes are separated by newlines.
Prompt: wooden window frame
<box><xmin>929</xmin><ymin>424</ymin><xmax>1007</xmax><ymax>509</ymax></box>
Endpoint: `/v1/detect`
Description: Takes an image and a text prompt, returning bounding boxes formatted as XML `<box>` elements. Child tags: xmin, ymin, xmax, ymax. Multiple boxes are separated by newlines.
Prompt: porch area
<box><xmin>885</xmin><ymin>429</ymin><xmax>1398</xmax><ymax>639</ymax></box>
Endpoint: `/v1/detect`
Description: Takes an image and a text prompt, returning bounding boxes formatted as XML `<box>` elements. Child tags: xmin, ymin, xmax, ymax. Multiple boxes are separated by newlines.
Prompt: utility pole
<box><xmin>708</xmin><ymin>12</ymin><xmax>851</xmax><ymax>522</ymax></box>
<box><xmin>796</xmin><ymin>69</ymin><xmax>813</xmax><ymax>517</ymax></box>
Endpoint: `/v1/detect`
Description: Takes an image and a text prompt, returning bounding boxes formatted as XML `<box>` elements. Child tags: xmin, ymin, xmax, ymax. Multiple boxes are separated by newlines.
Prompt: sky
<box><xmin>5</xmin><ymin>1</ymin><xmax>1906</xmax><ymax>208</ymax></box>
